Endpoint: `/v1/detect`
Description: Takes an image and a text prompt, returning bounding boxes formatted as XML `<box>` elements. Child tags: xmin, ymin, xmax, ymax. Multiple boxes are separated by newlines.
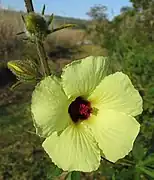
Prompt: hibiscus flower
<box><xmin>31</xmin><ymin>56</ymin><xmax>143</xmax><ymax>172</ymax></box>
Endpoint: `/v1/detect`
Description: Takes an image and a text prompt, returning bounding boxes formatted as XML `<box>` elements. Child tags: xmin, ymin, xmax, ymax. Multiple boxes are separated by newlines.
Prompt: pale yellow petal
<box><xmin>42</xmin><ymin>123</ymin><xmax>101</xmax><ymax>172</ymax></box>
<box><xmin>61</xmin><ymin>56</ymin><xmax>107</xmax><ymax>99</ymax></box>
<box><xmin>31</xmin><ymin>76</ymin><xmax>71</xmax><ymax>137</ymax></box>
<box><xmin>84</xmin><ymin>109</ymin><xmax>140</xmax><ymax>162</ymax></box>
<box><xmin>89</xmin><ymin>72</ymin><xmax>143</xmax><ymax>116</ymax></box>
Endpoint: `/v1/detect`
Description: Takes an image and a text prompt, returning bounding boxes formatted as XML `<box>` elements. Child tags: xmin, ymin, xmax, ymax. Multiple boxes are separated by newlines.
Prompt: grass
<box><xmin>0</xmin><ymin>101</ymin><xmax>57</xmax><ymax>180</ymax></box>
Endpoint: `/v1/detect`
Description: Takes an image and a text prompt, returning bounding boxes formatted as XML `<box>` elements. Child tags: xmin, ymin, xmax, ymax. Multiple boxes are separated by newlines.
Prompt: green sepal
<box><xmin>50</xmin><ymin>24</ymin><xmax>77</xmax><ymax>34</ymax></box>
<box><xmin>7</xmin><ymin>59</ymin><xmax>39</xmax><ymax>82</ymax></box>
<box><xmin>41</xmin><ymin>4</ymin><xmax>46</xmax><ymax>15</ymax></box>
<box><xmin>47</xmin><ymin>13</ymin><xmax>54</xmax><ymax>27</ymax></box>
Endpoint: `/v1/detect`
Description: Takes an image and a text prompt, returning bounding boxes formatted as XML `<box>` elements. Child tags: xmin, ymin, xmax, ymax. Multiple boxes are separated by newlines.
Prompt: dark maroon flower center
<box><xmin>68</xmin><ymin>96</ymin><xmax>92</xmax><ymax>123</ymax></box>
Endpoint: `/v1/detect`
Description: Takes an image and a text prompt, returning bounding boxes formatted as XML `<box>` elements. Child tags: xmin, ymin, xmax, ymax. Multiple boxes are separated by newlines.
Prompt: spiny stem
<box><xmin>24</xmin><ymin>0</ymin><xmax>51</xmax><ymax>77</ymax></box>
<box><xmin>36</xmin><ymin>38</ymin><xmax>50</xmax><ymax>77</ymax></box>
<box><xmin>24</xmin><ymin>0</ymin><xmax>34</xmax><ymax>13</ymax></box>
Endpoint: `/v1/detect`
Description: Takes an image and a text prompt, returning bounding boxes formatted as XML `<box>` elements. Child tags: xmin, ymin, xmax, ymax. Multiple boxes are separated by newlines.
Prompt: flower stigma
<box><xmin>68</xmin><ymin>96</ymin><xmax>93</xmax><ymax>123</ymax></box>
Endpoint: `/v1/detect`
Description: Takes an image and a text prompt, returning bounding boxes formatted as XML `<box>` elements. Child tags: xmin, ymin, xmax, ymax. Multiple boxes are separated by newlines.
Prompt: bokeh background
<box><xmin>0</xmin><ymin>0</ymin><xmax>154</xmax><ymax>179</ymax></box>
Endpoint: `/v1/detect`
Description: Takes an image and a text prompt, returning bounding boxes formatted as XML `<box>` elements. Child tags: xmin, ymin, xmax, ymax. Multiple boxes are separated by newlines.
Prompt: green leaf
<box><xmin>71</xmin><ymin>172</ymin><xmax>81</xmax><ymax>180</ymax></box>
<box><xmin>133</xmin><ymin>171</ymin><xmax>141</xmax><ymax>180</ymax></box>
<box><xmin>111</xmin><ymin>174</ymin><xmax>116</xmax><ymax>180</ymax></box>
<box><xmin>142</xmin><ymin>154</ymin><xmax>154</xmax><ymax>166</ymax></box>
<box><xmin>138</xmin><ymin>166</ymin><xmax>154</xmax><ymax>178</ymax></box>
<box><xmin>148</xmin><ymin>87</ymin><xmax>154</xmax><ymax>96</ymax></box>
<box><xmin>115</xmin><ymin>167</ymin><xmax>135</xmax><ymax>180</ymax></box>
<box><xmin>46</xmin><ymin>166</ymin><xmax>63</xmax><ymax>179</ymax></box>
<box><xmin>65</xmin><ymin>172</ymin><xmax>81</xmax><ymax>180</ymax></box>
<box><xmin>132</xmin><ymin>141</ymin><xmax>147</xmax><ymax>162</ymax></box>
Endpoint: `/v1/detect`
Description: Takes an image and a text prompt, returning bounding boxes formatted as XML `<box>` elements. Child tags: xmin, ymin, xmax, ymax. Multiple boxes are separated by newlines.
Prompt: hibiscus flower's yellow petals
<box><xmin>84</xmin><ymin>109</ymin><xmax>140</xmax><ymax>162</ymax></box>
<box><xmin>61</xmin><ymin>56</ymin><xmax>107</xmax><ymax>98</ymax></box>
<box><xmin>42</xmin><ymin>123</ymin><xmax>101</xmax><ymax>172</ymax></box>
<box><xmin>31</xmin><ymin>76</ymin><xmax>71</xmax><ymax>137</ymax></box>
<box><xmin>88</xmin><ymin>72</ymin><xmax>143</xmax><ymax>116</ymax></box>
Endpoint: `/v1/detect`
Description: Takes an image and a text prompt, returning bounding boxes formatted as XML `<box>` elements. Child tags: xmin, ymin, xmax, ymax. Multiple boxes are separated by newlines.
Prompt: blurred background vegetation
<box><xmin>0</xmin><ymin>0</ymin><xmax>154</xmax><ymax>179</ymax></box>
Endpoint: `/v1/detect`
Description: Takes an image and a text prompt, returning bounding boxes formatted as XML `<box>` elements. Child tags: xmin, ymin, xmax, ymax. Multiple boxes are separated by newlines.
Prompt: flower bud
<box><xmin>25</xmin><ymin>12</ymin><xmax>48</xmax><ymax>39</ymax></box>
<box><xmin>7</xmin><ymin>60</ymin><xmax>39</xmax><ymax>82</ymax></box>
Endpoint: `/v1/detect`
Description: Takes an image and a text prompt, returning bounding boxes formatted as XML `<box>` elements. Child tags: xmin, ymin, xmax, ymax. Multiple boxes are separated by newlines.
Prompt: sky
<box><xmin>2</xmin><ymin>0</ymin><xmax>132</xmax><ymax>19</ymax></box>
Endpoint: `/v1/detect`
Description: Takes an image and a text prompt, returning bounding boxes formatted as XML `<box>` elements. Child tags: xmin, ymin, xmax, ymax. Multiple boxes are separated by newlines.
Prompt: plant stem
<box><xmin>116</xmin><ymin>162</ymin><xmax>132</xmax><ymax>167</ymax></box>
<box><xmin>36</xmin><ymin>38</ymin><xmax>50</xmax><ymax>77</ymax></box>
<box><xmin>116</xmin><ymin>159</ymin><xmax>135</xmax><ymax>167</ymax></box>
<box><xmin>24</xmin><ymin>0</ymin><xmax>51</xmax><ymax>77</ymax></box>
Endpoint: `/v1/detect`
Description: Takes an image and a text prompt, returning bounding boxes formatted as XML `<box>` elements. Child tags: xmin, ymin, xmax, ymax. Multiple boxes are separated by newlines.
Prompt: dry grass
<box><xmin>0</xmin><ymin>9</ymin><xmax>24</xmax><ymax>60</ymax></box>
<box><xmin>45</xmin><ymin>28</ymin><xmax>86</xmax><ymax>56</ymax></box>
<box><xmin>47</xmin><ymin>29</ymin><xmax>85</xmax><ymax>46</ymax></box>
<box><xmin>0</xmin><ymin>9</ymin><xmax>106</xmax><ymax>62</ymax></box>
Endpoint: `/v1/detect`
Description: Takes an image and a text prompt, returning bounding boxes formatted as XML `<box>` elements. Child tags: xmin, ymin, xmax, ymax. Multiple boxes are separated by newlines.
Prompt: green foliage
<box><xmin>46</xmin><ymin>165</ymin><xmax>63</xmax><ymax>179</ymax></box>
<box><xmin>66</xmin><ymin>172</ymin><xmax>81</xmax><ymax>180</ymax></box>
<box><xmin>86</xmin><ymin>3</ymin><xmax>154</xmax><ymax>179</ymax></box>
<box><xmin>130</xmin><ymin>0</ymin><xmax>154</xmax><ymax>10</ymax></box>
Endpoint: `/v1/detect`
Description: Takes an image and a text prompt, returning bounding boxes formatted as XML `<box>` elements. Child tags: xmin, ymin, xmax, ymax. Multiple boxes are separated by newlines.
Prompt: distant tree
<box><xmin>120</xmin><ymin>6</ymin><xmax>133</xmax><ymax>13</ymax></box>
<box><xmin>86</xmin><ymin>4</ymin><xmax>108</xmax><ymax>21</ymax></box>
<box><xmin>130</xmin><ymin>0</ymin><xmax>154</xmax><ymax>10</ymax></box>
